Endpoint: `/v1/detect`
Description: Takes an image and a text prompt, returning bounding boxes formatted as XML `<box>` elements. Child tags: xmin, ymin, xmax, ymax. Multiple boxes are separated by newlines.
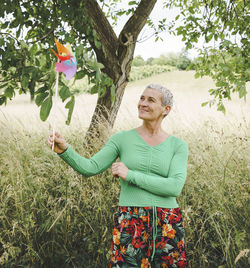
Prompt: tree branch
<box><xmin>119</xmin><ymin>0</ymin><xmax>157</xmax><ymax>45</ymax></box>
<box><xmin>117</xmin><ymin>0</ymin><xmax>157</xmax><ymax>63</ymax></box>
<box><xmin>28</xmin><ymin>0</ymin><xmax>58</xmax><ymax>44</ymax></box>
<box><xmin>28</xmin><ymin>27</ymin><xmax>55</xmax><ymax>44</ymax></box>
<box><xmin>81</xmin><ymin>0</ymin><xmax>121</xmax><ymax>79</ymax></box>
<box><xmin>84</xmin><ymin>0</ymin><xmax>118</xmax><ymax>59</ymax></box>
<box><xmin>0</xmin><ymin>32</ymin><xmax>20</xmax><ymax>45</ymax></box>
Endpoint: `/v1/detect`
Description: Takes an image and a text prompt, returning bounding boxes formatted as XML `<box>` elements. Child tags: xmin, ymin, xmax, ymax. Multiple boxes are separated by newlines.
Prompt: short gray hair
<box><xmin>146</xmin><ymin>84</ymin><xmax>173</xmax><ymax>107</ymax></box>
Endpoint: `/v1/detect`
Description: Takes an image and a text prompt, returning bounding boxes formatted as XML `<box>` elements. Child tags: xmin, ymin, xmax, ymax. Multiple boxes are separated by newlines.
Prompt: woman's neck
<box><xmin>139</xmin><ymin>121</ymin><xmax>164</xmax><ymax>137</ymax></box>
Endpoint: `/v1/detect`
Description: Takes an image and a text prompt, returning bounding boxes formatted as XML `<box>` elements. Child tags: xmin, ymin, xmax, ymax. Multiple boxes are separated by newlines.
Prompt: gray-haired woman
<box><xmin>48</xmin><ymin>84</ymin><xmax>189</xmax><ymax>267</ymax></box>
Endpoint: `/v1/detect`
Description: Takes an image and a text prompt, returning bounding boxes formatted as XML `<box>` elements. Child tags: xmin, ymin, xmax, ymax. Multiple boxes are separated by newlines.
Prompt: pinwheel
<box><xmin>51</xmin><ymin>38</ymin><xmax>77</xmax><ymax>151</ymax></box>
<box><xmin>51</xmin><ymin>37</ymin><xmax>77</xmax><ymax>80</ymax></box>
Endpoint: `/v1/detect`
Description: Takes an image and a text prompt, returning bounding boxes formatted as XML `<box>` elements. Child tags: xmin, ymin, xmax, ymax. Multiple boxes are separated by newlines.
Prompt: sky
<box><xmin>111</xmin><ymin>0</ymin><xmax>199</xmax><ymax>60</ymax></box>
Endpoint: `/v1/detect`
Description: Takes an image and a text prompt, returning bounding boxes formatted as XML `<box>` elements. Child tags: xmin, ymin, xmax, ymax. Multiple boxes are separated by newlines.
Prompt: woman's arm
<box><xmin>49</xmin><ymin>132</ymin><xmax>120</xmax><ymax>177</ymax></box>
<box><xmin>126</xmin><ymin>141</ymin><xmax>188</xmax><ymax>197</ymax></box>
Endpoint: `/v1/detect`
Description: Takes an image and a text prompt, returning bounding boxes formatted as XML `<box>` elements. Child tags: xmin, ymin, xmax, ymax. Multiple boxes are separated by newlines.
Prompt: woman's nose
<box><xmin>140</xmin><ymin>99</ymin><xmax>148</xmax><ymax>106</ymax></box>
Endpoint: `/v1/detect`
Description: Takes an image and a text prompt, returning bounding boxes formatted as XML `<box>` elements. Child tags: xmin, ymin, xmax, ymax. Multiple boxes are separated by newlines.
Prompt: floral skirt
<box><xmin>109</xmin><ymin>206</ymin><xmax>187</xmax><ymax>268</ymax></box>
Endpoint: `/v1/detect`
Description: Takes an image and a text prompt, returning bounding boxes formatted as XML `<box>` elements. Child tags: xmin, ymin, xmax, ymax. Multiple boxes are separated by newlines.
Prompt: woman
<box><xmin>48</xmin><ymin>84</ymin><xmax>189</xmax><ymax>267</ymax></box>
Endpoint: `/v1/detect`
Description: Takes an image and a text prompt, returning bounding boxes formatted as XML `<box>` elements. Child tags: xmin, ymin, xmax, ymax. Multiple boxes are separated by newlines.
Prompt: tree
<box><xmin>151</xmin><ymin>54</ymin><xmax>169</xmax><ymax>65</ymax></box>
<box><xmin>0</xmin><ymin>0</ymin><xmax>249</xmax><ymax>140</ymax></box>
<box><xmin>164</xmin><ymin>52</ymin><xmax>179</xmax><ymax>67</ymax></box>
<box><xmin>146</xmin><ymin>57</ymin><xmax>154</xmax><ymax>65</ymax></box>
<box><xmin>0</xmin><ymin>0</ymin><xmax>157</xmax><ymax>141</ymax></box>
<box><xmin>132</xmin><ymin>55</ymin><xmax>146</xmax><ymax>66</ymax></box>
<box><xmin>176</xmin><ymin>49</ymin><xmax>192</xmax><ymax>70</ymax></box>
<box><xmin>166</xmin><ymin>0</ymin><xmax>249</xmax><ymax>112</ymax></box>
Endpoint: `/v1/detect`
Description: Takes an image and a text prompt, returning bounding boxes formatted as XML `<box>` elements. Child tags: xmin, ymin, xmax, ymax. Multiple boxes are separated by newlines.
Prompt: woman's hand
<box><xmin>112</xmin><ymin>162</ymin><xmax>129</xmax><ymax>181</ymax></box>
<box><xmin>48</xmin><ymin>132</ymin><xmax>68</xmax><ymax>154</ymax></box>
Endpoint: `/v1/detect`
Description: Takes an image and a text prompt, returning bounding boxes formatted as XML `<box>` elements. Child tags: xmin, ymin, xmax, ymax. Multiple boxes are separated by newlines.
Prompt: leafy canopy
<box><xmin>0</xmin><ymin>0</ymin><xmax>249</xmax><ymax>124</ymax></box>
<box><xmin>165</xmin><ymin>0</ymin><xmax>250</xmax><ymax>112</ymax></box>
<box><xmin>0</xmin><ymin>0</ymin><xmax>112</xmax><ymax>124</ymax></box>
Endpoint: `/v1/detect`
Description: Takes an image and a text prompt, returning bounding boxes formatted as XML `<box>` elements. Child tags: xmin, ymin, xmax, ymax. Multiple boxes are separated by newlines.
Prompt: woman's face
<box><xmin>137</xmin><ymin>88</ymin><xmax>170</xmax><ymax>121</ymax></box>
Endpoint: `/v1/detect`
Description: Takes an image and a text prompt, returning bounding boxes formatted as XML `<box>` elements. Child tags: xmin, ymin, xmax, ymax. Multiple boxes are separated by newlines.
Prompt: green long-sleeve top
<box><xmin>58</xmin><ymin>128</ymin><xmax>189</xmax><ymax>208</ymax></box>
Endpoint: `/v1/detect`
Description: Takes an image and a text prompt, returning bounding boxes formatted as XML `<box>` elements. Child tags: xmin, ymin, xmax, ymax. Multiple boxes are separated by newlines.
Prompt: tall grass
<box><xmin>0</xmin><ymin>115</ymin><xmax>248</xmax><ymax>267</ymax></box>
<box><xmin>0</xmin><ymin>71</ymin><xmax>249</xmax><ymax>267</ymax></box>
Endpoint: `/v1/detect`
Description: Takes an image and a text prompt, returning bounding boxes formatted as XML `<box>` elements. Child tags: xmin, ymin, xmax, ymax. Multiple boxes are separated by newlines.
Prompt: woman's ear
<box><xmin>163</xmin><ymin>105</ymin><xmax>171</xmax><ymax>117</ymax></box>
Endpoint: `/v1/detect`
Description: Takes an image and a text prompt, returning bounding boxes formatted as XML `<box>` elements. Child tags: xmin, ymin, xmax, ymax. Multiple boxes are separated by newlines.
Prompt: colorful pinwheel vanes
<box><xmin>51</xmin><ymin>38</ymin><xmax>77</xmax><ymax>80</ymax></box>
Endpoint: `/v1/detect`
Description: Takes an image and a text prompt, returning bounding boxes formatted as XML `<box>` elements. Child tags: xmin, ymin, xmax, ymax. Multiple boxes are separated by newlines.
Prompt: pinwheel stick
<box><xmin>52</xmin><ymin>63</ymin><xmax>59</xmax><ymax>152</ymax></box>
<box><xmin>50</xmin><ymin>38</ymin><xmax>77</xmax><ymax>152</ymax></box>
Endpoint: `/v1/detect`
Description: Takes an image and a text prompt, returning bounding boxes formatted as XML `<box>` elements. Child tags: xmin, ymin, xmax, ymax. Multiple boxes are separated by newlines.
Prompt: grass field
<box><xmin>0</xmin><ymin>71</ymin><xmax>249</xmax><ymax>267</ymax></box>
<box><xmin>1</xmin><ymin>70</ymin><xmax>248</xmax><ymax>131</ymax></box>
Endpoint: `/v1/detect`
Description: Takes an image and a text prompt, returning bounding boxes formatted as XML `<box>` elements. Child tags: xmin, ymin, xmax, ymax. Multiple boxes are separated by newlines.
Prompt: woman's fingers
<box><xmin>48</xmin><ymin>135</ymin><xmax>53</xmax><ymax>144</ymax></box>
<box><xmin>54</xmin><ymin>131</ymin><xmax>61</xmax><ymax>139</ymax></box>
<box><xmin>112</xmin><ymin>163</ymin><xmax>117</xmax><ymax>175</ymax></box>
<box><xmin>48</xmin><ymin>133</ymin><xmax>60</xmax><ymax>150</ymax></box>
<box><xmin>111</xmin><ymin>162</ymin><xmax>128</xmax><ymax>181</ymax></box>
<box><xmin>112</xmin><ymin>162</ymin><xmax>122</xmax><ymax>175</ymax></box>
<box><xmin>48</xmin><ymin>131</ymin><xmax>68</xmax><ymax>154</ymax></box>
<box><xmin>48</xmin><ymin>132</ymin><xmax>61</xmax><ymax>143</ymax></box>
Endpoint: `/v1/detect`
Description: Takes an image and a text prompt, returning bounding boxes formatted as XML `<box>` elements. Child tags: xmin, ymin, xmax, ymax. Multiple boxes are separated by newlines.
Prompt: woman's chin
<box><xmin>138</xmin><ymin>114</ymin><xmax>149</xmax><ymax>120</ymax></box>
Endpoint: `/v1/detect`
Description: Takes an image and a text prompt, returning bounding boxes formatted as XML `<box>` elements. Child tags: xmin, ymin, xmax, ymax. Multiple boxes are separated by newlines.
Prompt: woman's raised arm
<box><xmin>48</xmin><ymin>131</ymin><xmax>121</xmax><ymax>177</ymax></box>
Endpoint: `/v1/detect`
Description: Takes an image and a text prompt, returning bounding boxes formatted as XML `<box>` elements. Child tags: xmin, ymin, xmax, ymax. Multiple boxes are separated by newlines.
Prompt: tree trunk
<box><xmin>83</xmin><ymin>0</ymin><xmax>157</xmax><ymax>146</ymax></box>
<box><xmin>85</xmin><ymin>80</ymin><xmax>128</xmax><ymax>146</ymax></box>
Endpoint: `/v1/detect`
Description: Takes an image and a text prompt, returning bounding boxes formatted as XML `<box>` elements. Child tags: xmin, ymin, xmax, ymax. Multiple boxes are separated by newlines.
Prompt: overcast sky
<box><xmin>111</xmin><ymin>0</ymin><xmax>199</xmax><ymax>59</ymax></box>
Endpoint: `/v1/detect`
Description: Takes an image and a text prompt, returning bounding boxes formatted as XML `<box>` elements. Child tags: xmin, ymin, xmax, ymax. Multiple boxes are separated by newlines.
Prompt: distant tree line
<box><xmin>132</xmin><ymin>49</ymin><xmax>193</xmax><ymax>70</ymax></box>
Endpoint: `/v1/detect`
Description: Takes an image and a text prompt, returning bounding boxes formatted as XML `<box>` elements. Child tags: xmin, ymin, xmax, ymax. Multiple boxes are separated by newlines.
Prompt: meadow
<box><xmin>0</xmin><ymin>71</ymin><xmax>249</xmax><ymax>267</ymax></box>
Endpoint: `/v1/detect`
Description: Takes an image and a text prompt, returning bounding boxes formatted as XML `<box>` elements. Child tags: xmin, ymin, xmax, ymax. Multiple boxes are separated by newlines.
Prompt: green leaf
<box><xmin>128</xmin><ymin>1</ymin><xmax>137</xmax><ymax>5</ymax></box>
<box><xmin>1</xmin><ymin>21</ymin><xmax>9</xmax><ymax>29</ymax></box>
<box><xmin>96</xmin><ymin>63</ymin><xmax>104</xmax><ymax>71</ymax></box>
<box><xmin>217</xmin><ymin>103</ymin><xmax>225</xmax><ymax>114</ymax></box>
<box><xmin>4</xmin><ymin>86</ymin><xmax>14</xmax><ymax>99</ymax></box>
<box><xmin>30</xmin><ymin>43</ymin><xmax>37</xmax><ymax>55</ymax></box>
<box><xmin>88</xmin><ymin>61</ymin><xmax>104</xmax><ymax>71</ymax></box>
<box><xmin>21</xmin><ymin>75</ymin><xmax>29</xmax><ymax>89</ymax></box>
<box><xmin>99</xmin><ymin>85</ymin><xmax>106</xmax><ymax>98</ymax></box>
<box><xmin>94</xmin><ymin>39</ymin><xmax>101</xmax><ymax>49</ymax></box>
<box><xmin>0</xmin><ymin>96</ymin><xmax>7</xmax><ymax>105</ymax></box>
<box><xmin>238</xmin><ymin>85</ymin><xmax>246</xmax><ymax>98</ymax></box>
<box><xmin>215</xmin><ymin>81</ymin><xmax>226</xmax><ymax>87</ymax></box>
<box><xmin>0</xmin><ymin>38</ymin><xmax>4</xmax><ymax>46</ymax></box>
<box><xmin>186</xmin><ymin>42</ymin><xmax>192</xmax><ymax>49</ymax></box>
<box><xmin>90</xmin><ymin>85</ymin><xmax>98</xmax><ymax>94</ymax></box>
<box><xmin>201</xmin><ymin>101</ymin><xmax>208</xmax><ymax>107</ymax></box>
<box><xmin>75</xmin><ymin>44</ymin><xmax>84</xmax><ymax>58</ymax></box>
<box><xmin>59</xmin><ymin>85</ymin><xmax>71</xmax><ymax>102</ymax></box>
<box><xmin>23</xmin><ymin>66</ymin><xmax>36</xmax><ymax>75</ymax></box>
<box><xmin>117</xmin><ymin>11</ymin><xmax>126</xmax><ymax>16</ymax></box>
<box><xmin>188</xmin><ymin>7</ymin><xmax>195</xmax><ymax>14</ymax></box>
<box><xmin>29</xmin><ymin>79</ymin><xmax>36</xmax><ymax>94</ymax></box>
<box><xmin>9</xmin><ymin>19</ymin><xmax>19</xmax><ymax>28</ymax></box>
<box><xmin>75</xmin><ymin>70</ymin><xmax>86</xmax><ymax>80</ymax></box>
<box><xmin>65</xmin><ymin>96</ymin><xmax>75</xmax><ymax>125</ymax></box>
<box><xmin>35</xmin><ymin>92</ymin><xmax>49</xmax><ymax>106</ymax></box>
<box><xmin>35</xmin><ymin>86</ymin><xmax>47</xmax><ymax>95</ymax></box>
<box><xmin>0</xmin><ymin>82</ymin><xmax>8</xmax><ymax>90</ymax></box>
<box><xmin>40</xmin><ymin>96</ymin><xmax>52</xmax><ymax>121</ymax></box>
<box><xmin>20</xmin><ymin>40</ymin><xmax>29</xmax><ymax>50</ymax></box>
<box><xmin>194</xmin><ymin>72</ymin><xmax>200</xmax><ymax>78</ymax></box>
<box><xmin>96</xmin><ymin>68</ymin><xmax>101</xmax><ymax>81</ymax></box>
